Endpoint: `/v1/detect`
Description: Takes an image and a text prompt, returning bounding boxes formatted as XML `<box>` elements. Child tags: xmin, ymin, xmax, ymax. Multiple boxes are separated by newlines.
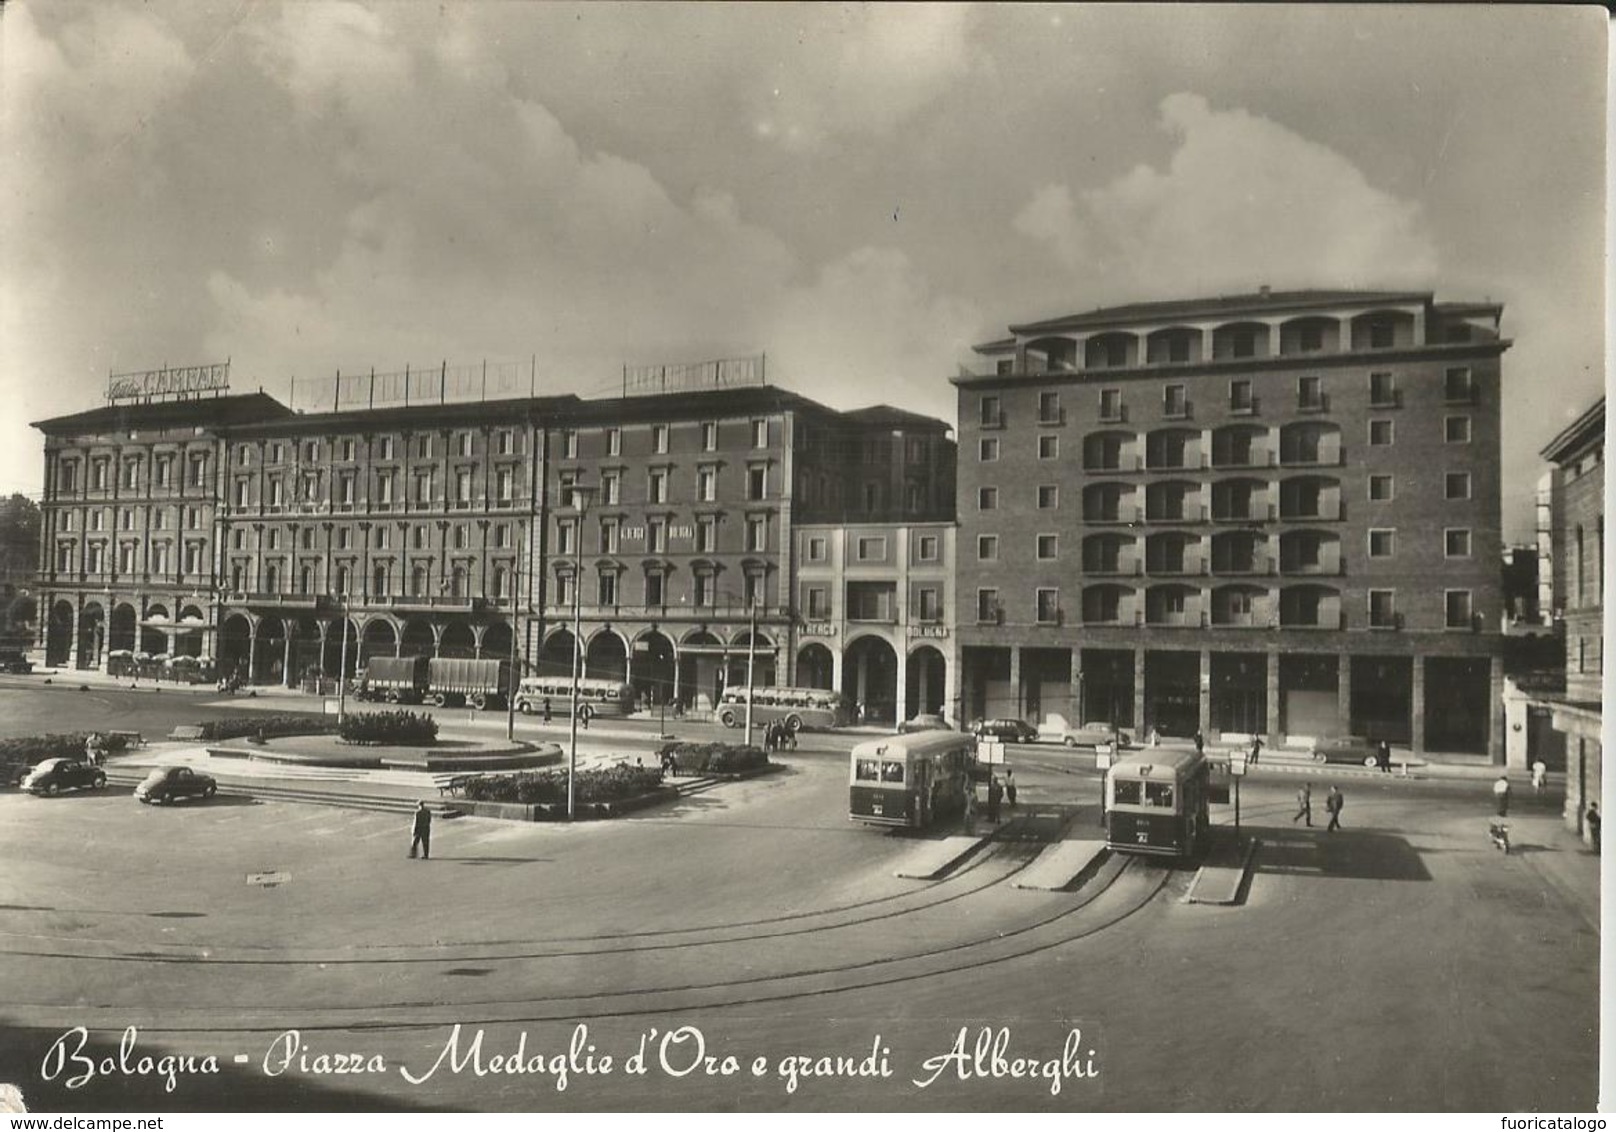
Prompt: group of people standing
<box><xmin>962</xmin><ymin>769</ymin><xmax>1016</xmax><ymax>835</ymax></box>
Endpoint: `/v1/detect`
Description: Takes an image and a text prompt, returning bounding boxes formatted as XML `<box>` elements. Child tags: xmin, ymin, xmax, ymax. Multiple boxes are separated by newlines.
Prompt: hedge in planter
<box><xmin>0</xmin><ymin>732</ymin><xmax>130</xmax><ymax>763</ymax></box>
<box><xmin>461</xmin><ymin>765</ymin><xmax>663</xmax><ymax>805</ymax></box>
<box><xmin>198</xmin><ymin>716</ymin><xmax>336</xmax><ymax>741</ymax></box>
<box><xmin>338</xmin><ymin>710</ymin><xmax>438</xmax><ymax>746</ymax></box>
<box><xmin>655</xmin><ymin>741</ymin><xmax>770</xmax><ymax>775</ymax></box>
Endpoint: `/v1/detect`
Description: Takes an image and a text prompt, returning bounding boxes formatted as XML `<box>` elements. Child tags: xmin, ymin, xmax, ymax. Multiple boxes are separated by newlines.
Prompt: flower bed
<box><xmin>1</xmin><ymin>732</ymin><xmax>129</xmax><ymax>785</ymax></box>
<box><xmin>197</xmin><ymin>715</ymin><xmax>337</xmax><ymax>741</ymax></box>
<box><xmin>337</xmin><ymin>710</ymin><xmax>438</xmax><ymax>746</ymax></box>
<box><xmin>461</xmin><ymin>764</ymin><xmax>664</xmax><ymax>805</ymax></box>
<box><xmin>655</xmin><ymin>741</ymin><xmax>770</xmax><ymax>775</ymax></box>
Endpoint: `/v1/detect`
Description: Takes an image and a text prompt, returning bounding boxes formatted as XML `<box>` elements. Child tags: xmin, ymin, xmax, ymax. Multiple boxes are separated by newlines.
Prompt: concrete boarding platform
<box><xmin>1185</xmin><ymin>837</ymin><xmax>1260</xmax><ymax>905</ymax></box>
<box><xmin>893</xmin><ymin>835</ymin><xmax>989</xmax><ymax>879</ymax></box>
<box><xmin>1012</xmin><ymin>839</ymin><xmax>1109</xmax><ymax>890</ymax></box>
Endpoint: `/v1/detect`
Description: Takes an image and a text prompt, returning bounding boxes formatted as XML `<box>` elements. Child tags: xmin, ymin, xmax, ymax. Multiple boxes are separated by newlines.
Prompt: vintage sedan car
<box><xmin>1049</xmin><ymin>721</ymin><xmax>1134</xmax><ymax>750</ymax></box>
<box><xmin>971</xmin><ymin>718</ymin><xmax>1040</xmax><ymax>744</ymax></box>
<box><xmin>21</xmin><ymin>758</ymin><xmax>106</xmax><ymax>795</ymax></box>
<box><xmin>1310</xmin><ymin>735</ymin><xmax>1383</xmax><ymax>766</ymax></box>
<box><xmin>898</xmin><ymin>713</ymin><xmax>954</xmax><ymax>734</ymax></box>
<box><xmin>0</xmin><ymin>649</ymin><xmax>33</xmax><ymax>674</ymax></box>
<box><xmin>134</xmin><ymin>765</ymin><xmax>219</xmax><ymax>804</ymax></box>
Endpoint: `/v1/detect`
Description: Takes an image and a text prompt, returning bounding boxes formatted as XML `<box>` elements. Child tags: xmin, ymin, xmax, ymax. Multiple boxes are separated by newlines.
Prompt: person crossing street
<box><xmin>1293</xmin><ymin>782</ymin><xmax>1313</xmax><ymax>826</ymax></box>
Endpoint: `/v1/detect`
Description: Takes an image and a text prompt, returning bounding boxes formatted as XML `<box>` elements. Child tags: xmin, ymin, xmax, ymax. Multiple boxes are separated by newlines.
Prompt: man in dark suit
<box><xmin>410</xmin><ymin>801</ymin><xmax>432</xmax><ymax>860</ymax></box>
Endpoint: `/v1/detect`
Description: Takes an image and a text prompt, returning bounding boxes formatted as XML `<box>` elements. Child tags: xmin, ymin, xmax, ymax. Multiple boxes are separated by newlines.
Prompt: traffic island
<box><xmin>204</xmin><ymin>734</ymin><xmax>562</xmax><ymax>772</ymax></box>
<box><xmin>1185</xmin><ymin>834</ymin><xmax>1260</xmax><ymax>905</ymax></box>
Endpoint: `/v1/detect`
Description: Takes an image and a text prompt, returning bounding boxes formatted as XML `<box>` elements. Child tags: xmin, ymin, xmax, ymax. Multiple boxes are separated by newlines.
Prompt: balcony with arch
<box><xmin>1082</xmin><ymin>482</ymin><xmax>1139</xmax><ymax>525</ymax></box>
<box><xmin>1277</xmin><ymin>476</ymin><xmax>1342</xmax><ymax>522</ymax></box>
<box><xmin>1085</xmin><ymin>332</ymin><xmax>1139</xmax><ymax>370</ymax></box>
<box><xmin>1210</xmin><ymin>583</ymin><xmax>1272</xmax><ymax>628</ymax></box>
<box><xmin>1144</xmin><ymin>583</ymin><xmax>1204</xmax><ymax>628</ymax></box>
<box><xmin>1210</xmin><ymin>321</ymin><xmax>1271</xmax><ymax>361</ymax></box>
<box><xmin>1279</xmin><ymin>584</ymin><xmax>1343</xmax><ymax>629</ymax></box>
<box><xmin>1210</xmin><ymin>529</ymin><xmax>1272</xmax><ymax>576</ymax></box>
<box><xmin>1278</xmin><ymin>421</ymin><xmax>1342</xmax><ymax>467</ymax></box>
<box><xmin>1144</xmin><ymin>531</ymin><xmax>1204</xmax><ymax>576</ymax></box>
<box><xmin>1277</xmin><ymin>315</ymin><xmax>1342</xmax><ymax>356</ymax></box>
<box><xmin>1210</xmin><ymin>424</ymin><xmax>1274</xmax><ymax>470</ymax></box>
<box><xmin>1082</xmin><ymin>583</ymin><xmax>1138</xmax><ymax>626</ymax></box>
<box><xmin>1025</xmin><ymin>336</ymin><xmax>1080</xmax><ymax>373</ymax></box>
<box><xmin>1144</xmin><ymin>326</ymin><xmax>1202</xmax><ymax>366</ymax></box>
<box><xmin>1082</xmin><ymin>532</ymin><xmax>1141</xmax><ymax>576</ymax></box>
<box><xmin>1144</xmin><ymin>480</ymin><xmax>1205</xmax><ymax>524</ymax></box>
<box><xmin>1349</xmin><ymin>309</ymin><xmax>1418</xmax><ymax>351</ymax></box>
<box><xmin>1083</xmin><ymin>431</ymin><xmax>1140</xmax><ymax>473</ymax></box>
<box><xmin>1144</xmin><ymin>428</ymin><xmax>1204</xmax><ymax>472</ymax></box>
<box><xmin>1278</xmin><ymin>529</ymin><xmax>1343</xmax><ymax>576</ymax></box>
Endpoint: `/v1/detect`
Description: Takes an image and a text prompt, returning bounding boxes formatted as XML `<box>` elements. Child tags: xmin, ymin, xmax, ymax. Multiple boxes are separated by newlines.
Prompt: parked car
<box><xmin>899</xmin><ymin>713</ymin><xmax>953</xmax><ymax>734</ymax></box>
<box><xmin>134</xmin><ymin>766</ymin><xmax>219</xmax><ymax>805</ymax></box>
<box><xmin>1049</xmin><ymin>721</ymin><xmax>1134</xmax><ymax>749</ymax></box>
<box><xmin>21</xmin><ymin>758</ymin><xmax>106</xmax><ymax>795</ymax></box>
<box><xmin>0</xmin><ymin>649</ymin><xmax>33</xmax><ymax>674</ymax></box>
<box><xmin>1310</xmin><ymin>736</ymin><xmax>1381</xmax><ymax>766</ymax></box>
<box><xmin>971</xmin><ymin>718</ymin><xmax>1040</xmax><ymax>744</ymax></box>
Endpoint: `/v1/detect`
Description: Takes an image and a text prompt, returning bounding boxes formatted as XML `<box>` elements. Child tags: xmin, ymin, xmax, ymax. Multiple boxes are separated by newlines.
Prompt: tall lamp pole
<box><xmin>505</xmin><ymin>534</ymin><xmax>523</xmax><ymax>741</ymax></box>
<box><xmin>744</xmin><ymin>596</ymin><xmax>757</xmax><ymax>747</ymax></box>
<box><xmin>566</xmin><ymin>483</ymin><xmax>595</xmax><ymax>821</ymax></box>
<box><xmin>336</xmin><ymin>591</ymin><xmax>351</xmax><ymax>724</ymax></box>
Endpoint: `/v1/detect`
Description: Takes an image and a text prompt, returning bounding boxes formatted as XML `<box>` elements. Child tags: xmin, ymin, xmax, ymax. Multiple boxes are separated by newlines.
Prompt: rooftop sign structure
<box><xmin>106</xmin><ymin>361</ymin><xmax>230</xmax><ymax>403</ymax></box>
<box><xmin>621</xmin><ymin>353</ymin><xmax>765</xmax><ymax>398</ymax></box>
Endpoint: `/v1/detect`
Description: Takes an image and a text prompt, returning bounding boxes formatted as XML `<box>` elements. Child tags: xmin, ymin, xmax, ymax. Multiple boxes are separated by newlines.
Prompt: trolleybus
<box><xmin>1103</xmin><ymin>748</ymin><xmax>1211</xmax><ymax>858</ymax></box>
<box><xmin>514</xmin><ymin>676</ymin><xmax>635</xmax><ymax>721</ymax></box>
<box><xmin>849</xmin><ymin>731</ymin><xmax>979</xmax><ymax>829</ymax></box>
<box><xmin>718</xmin><ymin>686</ymin><xmax>851</xmax><ymax>732</ymax></box>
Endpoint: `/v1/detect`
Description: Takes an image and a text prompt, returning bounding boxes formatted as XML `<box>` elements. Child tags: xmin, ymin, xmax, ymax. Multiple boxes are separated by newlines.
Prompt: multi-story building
<box><xmin>1535</xmin><ymin>398</ymin><xmax>1602</xmax><ymax>837</ymax></box>
<box><xmin>31</xmin><ymin>381</ymin><xmax>295</xmax><ymax>671</ymax></box>
<box><xmin>534</xmin><ymin>390</ymin><xmax>954</xmax><ymax>713</ymax></box>
<box><xmin>29</xmin><ymin>368</ymin><xmax>956</xmax><ymax>713</ymax></box>
<box><xmin>953</xmin><ymin>288</ymin><xmax>1509</xmax><ymax>758</ymax></box>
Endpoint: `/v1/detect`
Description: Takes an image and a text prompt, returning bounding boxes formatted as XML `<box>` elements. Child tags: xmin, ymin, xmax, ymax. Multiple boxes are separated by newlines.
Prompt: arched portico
<box><xmin>843</xmin><ymin>634</ymin><xmax>898</xmax><ymax>724</ymax></box>
<box><xmin>585</xmin><ymin>629</ymin><xmax>629</xmax><ymax>683</ymax></box>
<box><xmin>907</xmin><ymin>645</ymin><xmax>947</xmax><ymax>720</ymax></box>
<box><xmin>634</xmin><ymin>630</ymin><xmax>676</xmax><ymax>708</ymax></box>
<box><xmin>797</xmin><ymin>642</ymin><xmax>835</xmax><ymax>690</ymax></box>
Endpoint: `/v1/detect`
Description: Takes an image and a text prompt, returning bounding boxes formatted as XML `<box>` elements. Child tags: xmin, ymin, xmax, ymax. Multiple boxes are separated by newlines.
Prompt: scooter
<box><xmin>1489</xmin><ymin>819</ymin><xmax>1511</xmax><ymax>854</ymax></box>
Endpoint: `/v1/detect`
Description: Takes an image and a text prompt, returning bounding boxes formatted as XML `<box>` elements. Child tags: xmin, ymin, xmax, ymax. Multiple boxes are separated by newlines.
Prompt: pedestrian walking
<box><xmin>1004</xmin><ymin>768</ymin><xmax>1018</xmax><ymax>808</ymax></box>
<box><xmin>1377</xmin><ymin>739</ymin><xmax>1393</xmax><ymax>774</ymax></box>
<box><xmin>1193</xmin><ymin>730</ymin><xmax>1205</xmax><ymax>755</ymax></box>
<box><xmin>987</xmin><ymin>775</ymin><xmax>1003</xmax><ymax>823</ymax></box>
<box><xmin>542</xmin><ymin>697</ymin><xmax>552</xmax><ymax>724</ymax></box>
<box><xmin>1293</xmin><ymin>782</ymin><xmax>1313</xmax><ymax>826</ymax></box>
<box><xmin>1325</xmin><ymin>785</ymin><xmax>1344</xmax><ymax>831</ymax></box>
<box><xmin>409</xmin><ymin>801</ymin><xmax>432</xmax><ymax>860</ymax></box>
<box><xmin>1531</xmin><ymin>759</ymin><xmax>1548</xmax><ymax>798</ymax></box>
<box><xmin>1493</xmin><ymin>775</ymin><xmax>1511</xmax><ymax>818</ymax></box>
<box><xmin>1586</xmin><ymin>803</ymin><xmax>1601</xmax><ymax>851</ymax></box>
<box><xmin>962</xmin><ymin>780</ymin><xmax>977</xmax><ymax>836</ymax></box>
<box><xmin>1250</xmin><ymin>736</ymin><xmax>1263</xmax><ymax>766</ymax></box>
<box><xmin>580</xmin><ymin>707</ymin><xmax>590</xmax><ymax>731</ymax></box>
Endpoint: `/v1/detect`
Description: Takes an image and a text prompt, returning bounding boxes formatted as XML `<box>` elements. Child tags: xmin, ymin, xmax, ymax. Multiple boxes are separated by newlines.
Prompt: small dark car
<box><xmin>0</xmin><ymin>650</ymin><xmax>33</xmax><ymax>674</ymax></box>
<box><xmin>899</xmin><ymin>713</ymin><xmax>953</xmax><ymax>734</ymax></box>
<box><xmin>21</xmin><ymin>758</ymin><xmax>106</xmax><ymax>795</ymax></box>
<box><xmin>134</xmin><ymin>766</ymin><xmax>219</xmax><ymax>805</ymax></box>
<box><xmin>972</xmin><ymin>718</ymin><xmax>1040</xmax><ymax>744</ymax></box>
<box><xmin>1311</xmin><ymin>736</ymin><xmax>1382</xmax><ymax>766</ymax></box>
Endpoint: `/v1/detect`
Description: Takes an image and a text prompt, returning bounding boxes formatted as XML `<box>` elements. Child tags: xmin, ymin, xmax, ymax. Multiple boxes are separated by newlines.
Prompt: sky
<box><xmin>0</xmin><ymin>2</ymin><xmax>1605</xmax><ymax>542</ymax></box>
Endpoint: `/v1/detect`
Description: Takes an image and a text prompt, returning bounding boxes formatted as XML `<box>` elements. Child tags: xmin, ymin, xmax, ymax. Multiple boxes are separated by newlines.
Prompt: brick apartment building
<box><xmin>952</xmin><ymin>288</ymin><xmax>1509</xmax><ymax>757</ymax></box>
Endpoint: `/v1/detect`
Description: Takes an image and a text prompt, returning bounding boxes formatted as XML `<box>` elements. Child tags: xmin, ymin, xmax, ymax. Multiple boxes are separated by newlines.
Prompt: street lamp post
<box><xmin>336</xmin><ymin>591</ymin><xmax>351</xmax><ymax>724</ymax></box>
<box><xmin>505</xmin><ymin>536</ymin><xmax>523</xmax><ymax>741</ymax></box>
<box><xmin>744</xmin><ymin>597</ymin><xmax>757</xmax><ymax>747</ymax></box>
<box><xmin>566</xmin><ymin>483</ymin><xmax>596</xmax><ymax>821</ymax></box>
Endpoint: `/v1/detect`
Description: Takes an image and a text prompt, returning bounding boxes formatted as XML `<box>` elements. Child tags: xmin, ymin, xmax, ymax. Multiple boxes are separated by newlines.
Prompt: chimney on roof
<box><xmin>1258</xmin><ymin>285</ymin><xmax>1271</xmax><ymax>298</ymax></box>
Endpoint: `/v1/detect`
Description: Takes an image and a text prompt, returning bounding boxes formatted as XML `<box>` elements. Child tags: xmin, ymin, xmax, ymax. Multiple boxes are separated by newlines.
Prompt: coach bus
<box><xmin>849</xmin><ymin>731</ymin><xmax>979</xmax><ymax>830</ymax></box>
<box><xmin>718</xmin><ymin>686</ymin><xmax>851</xmax><ymax>732</ymax></box>
<box><xmin>1103</xmin><ymin>748</ymin><xmax>1211</xmax><ymax>859</ymax></box>
<box><xmin>513</xmin><ymin>676</ymin><xmax>635</xmax><ymax>721</ymax></box>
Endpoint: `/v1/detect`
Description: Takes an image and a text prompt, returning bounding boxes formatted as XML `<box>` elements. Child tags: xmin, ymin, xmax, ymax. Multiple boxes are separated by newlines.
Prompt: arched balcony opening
<box><xmin>1278</xmin><ymin>421</ymin><xmax>1342</xmax><ymax>467</ymax></box>
<box><xmin>1349</xmin><ymin>309</ymin><xmax>1417</xmax><ymax>350</ymax></box>
<box><xmin>1144</xmin><ymin>326</ymin><xmax>1200</xmax><ymax>365</ymax></box>
<box><xmin>1277</xmin><ymin>315</ymin><xmax>1341</xmax><ymax>355</ymax></box>
<box><xmin>1210</xmin><ymin>321</ymin><xmax>1271</xmax><ymax>360</ymax></box>
<box><xmin>1084</xmin><ymin>332</ymin><xmax>1136</xmax><ymax>370</ymax></box>
<box><xmin>1025</xmin><ymin>336</ymin><xmax>1079</xmax><ymax>373</ymax></box>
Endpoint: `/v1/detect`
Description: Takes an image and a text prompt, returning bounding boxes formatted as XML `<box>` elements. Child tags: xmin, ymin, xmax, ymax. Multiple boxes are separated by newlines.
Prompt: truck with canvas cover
<box><xmin>357</xmin><ymin>656</ymin><xmax>430</xmax><ymax>704</ymax></box>
<box><xmin>426</xmin><ymin>658</ymin><xmax>513</xmax><ymax>710</ymax></box>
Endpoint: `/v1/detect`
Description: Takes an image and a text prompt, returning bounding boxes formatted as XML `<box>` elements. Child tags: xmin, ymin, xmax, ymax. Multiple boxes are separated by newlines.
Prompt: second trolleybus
<box><xmin>1103</xmin><ymin>748</ymin><xmax>1211</xmax><ymax>858</ymax></box>
<box><xmin>718</xmin><ymin>686</ymin><xmax>851</xmax><ymax>732</ymax></box>
<box><xmin>848</xmin><ymin>731</ymin><xmax>979</xmax><ymax>829</ymax></box>
<box><xmin>513</xmin><ymin>676</ymin><xmax>635</xmax><ymax>721</ymax></box>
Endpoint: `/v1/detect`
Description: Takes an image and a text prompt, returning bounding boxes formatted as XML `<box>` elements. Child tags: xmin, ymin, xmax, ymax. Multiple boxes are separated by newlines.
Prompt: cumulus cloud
<box><xmin>1013</xmin><ymin>93</ymin><xmax>1438</xmax><ymax>293</ymax></box>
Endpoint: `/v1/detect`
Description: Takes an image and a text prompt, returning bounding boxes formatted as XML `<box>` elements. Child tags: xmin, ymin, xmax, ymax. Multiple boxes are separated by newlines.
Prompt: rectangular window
<box><xmin>856</xmin><ymin>536</ymin><xmax>887</xmax><ymax>561</ymax></box>
<box><xmin>238</xmin><ymin>446</ymin><xmax>251</xmax><ymax>468</ymax></box>
<box><xmin>1099</xmin><ymin>388</ymin><xmax>1123</xmax><ymax>421</ymax></box>
<box><xmin>1038</xmin><ymin>435</ymin><xmax>1059</xmax><ymax>460</ymax></box>
<box><xmin>1369</xmin><ymin>420</ymin><xmax>1394</xmax><ymax>446</ymax></box>
<box><xmin>92</xmin><ymin>461</ymin><xmax>108</xmax><ymax>491</ymax></box>
<box><xmin>1229</xmin><ymin>379</ymin><xmax>1254</xmax><ymax>412</ymax></box>
<box><xmin>1445</xmin><ymin>529</ymin><xmax>1472</xmax><ymax>558</ymax></box>
<box><xmin>696</xmin><ymin>517</ymin><xmax>716</xmax><ymax>553</ymax></box>
<box><xmin>453</xmin><ymin>524</ymin><xmax>468</xmax><ymax>550</ymax></box>
<box><xmin>561</xmin><ymin>431</ymin><xmax>578</xmax><ymax>459</ymax></box>
<box><xmin>752</xmin><ymin>419</ymin><xmax>769</xmax><ymax>448</ymax></box>
<box><xmin>497</xmin><ymin>429</ymin><xmax>514</xmax><ymax>456</ymax></box>
<box><xmin>649</xmin><ymin>471</ymin><xmax>668</xmax><ymax>504</ymax></box>
<box><xmin>1163</xmin><ymin>384</ymin><xmax>1187</xmax><ymax>417</ymax></box>
<box><xmin>457</xmin><ymin>432</ymin><xmax>472</xmax><ymax>458</ymax></box>
<box><xmin>807</xmin><ymin>536</ymin><xmax>827</xmax><ymax>561</ymax></box>
<box><xmin>641</xmin><ymin>518</ymin><xmax>663</xmax><ymax>553</ymax></box>
<box><xmin>806</xmin><ymin>585</ymin><xmax>830</xmax><ymax>619</ymax></box>
<box><xmin>1369</xmin><ymin>590</ymin><xmax>1397</xmax><ymax>629</ymax></box>
<box><xmin>1368</xmin><ymin>474</ymin><xmax>1394</xmax><ymax>502</ymax></box>
<box><xmin>1037</xmin><ymin>485</ymin><xmax>1058</xmax><ymax>510</ymax></box>
<box><xmin>979</xmin><ymin>396</ymin><xmax>1001</xmax><ymax>428</ymax></box>
<box><xmin>455</xmin><ymin>470</ymin><xmax>473</xmax><ymax>504</ymax></box>
<box><xmin>556</xmin><ymin>521</ymin><xmax>574</xmax><ymax>556</ymax></box>
<box><xmin>1036</xmin><ymin>588</ymin><xmax>1060</xmax><ymax>625</ymax></box>
<box><xmin>375</xmin><ymin>526</ymin><xmax>390</xmax><ymax>550</ymax></box>
<box><xmin>598</xmin><ymin>572</ymin><xmax>618</xmax><ymax>607</ymax></box>
<box><xmin>652</xmin><ymin>425</ymin><xmax>669</xmax><ymax>454</ymax></box>
<box><xmin>605</xmin><ymin>428</ymin><xmax>621</xmax><ymax>457</ymax></box>
<box><xmin>341</xmin><ymin>438</ymin><xmax>356</xmax><ymax>461</ymax></box>
<box><xmin>697</xmin><ymin>468</ymin><xmax>716</xmax><ymax>502</ymax></box>
<box><xmin>1369</xmin><ymin>371</ymin><xmax>1398</xmax><ymax>407</ymax></box>
<box><xmin>645</xmin><ymin>572</ymin><xmax>665</xmax><ymax>608</ymax></box>
<box><xmin>1298</xmin><ymin>376</ymin><xmax>1323</xmax><ymax>409</ymax></box>
<box><xmin>1368</xmin><ymin>529</ymin><xmax>1395</xmax><ymax>558</ymax></box>
<box><xmin>600</xmin><ymin>520</ymin><xmax>619</xmax><ymax>554</ymax></box>
<box><xmin>378</xmin><ymin>436</ymin><xmax>394</xmax><ymax>460</ymax></box>
<box><xmin>1038</xmin><ymin>391</ymin><xmax>1061</xmax><ymax>425</ymax></box>
<box><xmin>601</xmin><ymin>472</ymin><xmax>620</xmax><ymax>506</ymax></box>
<box><xmin>1445</xmin><ymin>590</ymin><xmax>1473</xmax><ymax>629</ymax></box>
<box><xmin>410</xmin><ymin>527</ymin><xmax>426</xmax><ymax>550</ymax></box>
<box><xmin>977</xmin><ymin>535</ymin><xmax>999</xmax><ymax>561</ymax></box>
<box><xmin>702</xmin><ymin>422</ymin><xmax>718</xmax><ymax>451</ymax></box>
<box><xmin>1444</xmin><ymin>366</ymin><xmax>1475</xmax><ymax>403</ymax></box>
<box><xmin>1445</xmin><ymin>416</ymin><xmax>1472</xmax><ymax>444</ymax></box>
<box><xmin>1445</xmin><ymin>472</ymin><xmax>1472</xmax><ymax>500</ymax></box>
<box><xmin>1036</xmin><ymin>534</ymin><xmax>1058</xmax><ymax>560</ymax></box>
<box><xmin>977</xmin><ymin>588</ymin><xmax>1000</xmax><ymax>623</ymax></box>
<box><xmin>979</xmin><ymin>437</ymin><xmax>1000</xmax><ymax>461</ymax></box>
<box><xmin>746</xmin><ymin>516</ymin><xmax>767</xmax><ymax>552</ymax></box>
<box><xmin>414</xmin><ymin>436</ymin><xmax>430</xmax><ymax>460</ymax></box>
<box><xmin>154</xmin><ymin>458</ymin><xmax>170</xmax><ymax>488</ymax></box>
<box><xmin>748</xmin><ymin>466</ymin><xmax>768</xmax><ymax>500</ymax></box>
<box><xmin>917</xmin><ymin>534</ymin><xmax>939</xmax><ymax>561</ymax></box>
<box><xmin>694</xmin><ymin>573</ymin><xmax>713</xmax><ymax>607</ymax></box>
<box><xmin>338</xmin><ymin>528</ymin><xmax>352</xmax><ymax>550</ymax></box>
<box><xmin>496</xmin><ymin>468</ymin><xmax>514</xmax><ymax>503</ymax></box>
